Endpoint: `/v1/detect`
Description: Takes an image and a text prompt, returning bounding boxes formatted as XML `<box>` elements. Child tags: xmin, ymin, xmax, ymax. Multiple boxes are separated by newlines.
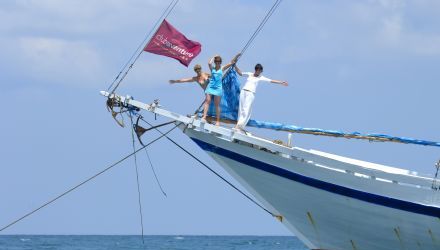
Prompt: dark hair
<box><xmin>214</xmin><ymin>56</ymin><xmax>222</xmax><ymax>63</ymax></box>
<box><xmin>255</xmin><ymin>63</ymin><xmax>263</xmax><ymax>71</ymax></box>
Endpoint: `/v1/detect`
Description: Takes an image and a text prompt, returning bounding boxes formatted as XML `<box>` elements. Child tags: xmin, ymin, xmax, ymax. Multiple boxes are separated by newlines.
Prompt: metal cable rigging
<box><xmin>223</xmin><ymin>0</ymin><xmax>283</xmax><ymax>77</ymax></box>
<box><xmin>1</xmin><ymin>0</ymin><xmax>286</xmax><ymax>235</ymax></box>
<box><xmin>138</xmin><ymin>117</ymin><xmax>278</xmax><ymax>219</ymax></box>
<box><xmin>129</xmin><ymin>113</ymin><xmax>146</xmax><ymax>244</ymax></box>
<box><xmin>108</xmin><ymin>0</ymin><xmax>281</xmax><ymax>92</ymax></box>
<box><xmin>0</xmin><ymin>125</ymin><xmax>179</xmax><ymax>233</ymax></box>
<box><xmin>142</xmin><ymin>147</ymin><xmax>168</xmax><ymax>197</ymax></box>
<box><xmin>134</xmin><ymin>116</ymin><xmax>169</xmax><ymax>197</ymax></box>
<box><xmin>107</xmin><ymin>0</ymin><xmax>179</xmax><ymax>94</ymax></box>
<box><xmin>238</xmin><ymin>0</ymin><xmax>283</xmax><ymax>60</ymax></box>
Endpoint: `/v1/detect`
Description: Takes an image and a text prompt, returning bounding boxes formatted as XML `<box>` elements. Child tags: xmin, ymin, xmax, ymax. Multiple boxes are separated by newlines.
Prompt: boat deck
<box><xmin>100</xmin><ymin>91</ymin><xmax>436</xmax><ymax>192</ymax></box>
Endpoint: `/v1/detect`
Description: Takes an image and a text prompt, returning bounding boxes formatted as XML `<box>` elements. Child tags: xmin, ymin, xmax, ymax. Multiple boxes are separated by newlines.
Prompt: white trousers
<box><xmin>237</xmin><ymin>90</ymin><xmax>255</xmax><ymax>128</ymax></box>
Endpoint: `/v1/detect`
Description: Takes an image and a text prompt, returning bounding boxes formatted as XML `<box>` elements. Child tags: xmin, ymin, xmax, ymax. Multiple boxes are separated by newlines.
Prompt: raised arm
<box><xmin>222</xmin><ymin>53</ymin><xmax>241</xmax><ymax>71</ymax></box>
<box><xmin>270</xmin><ymin>79</ymin><xmax>289</xmax><ymax>86</ymax></box>
<box><xmin>169</xmin><ymin>77</ymin><xmax>196</xmax><ymax>84</ymax></box>
<box><xmin>208</xmin><ymin>56</ymin><xmax>216</xmax><ymax>71</ymax></box>
<box><xmin>234</xmin><ymin>65</ymin><xmax>243</xmax><ymax>76</ymax></box>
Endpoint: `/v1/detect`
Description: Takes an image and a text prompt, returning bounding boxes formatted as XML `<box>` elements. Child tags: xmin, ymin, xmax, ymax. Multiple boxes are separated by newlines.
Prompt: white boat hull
<box><xmin>185</xmin><ymin>128</ymin><xmax>440</xmax><ymax>250</ymax></box>
<box><xmin>99</xmin><ymin>92</ymin><xmax>440</xmax><ymax>250</ymax></box>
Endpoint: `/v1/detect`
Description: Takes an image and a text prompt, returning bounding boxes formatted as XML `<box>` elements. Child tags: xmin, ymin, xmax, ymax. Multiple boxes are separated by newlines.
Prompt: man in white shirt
<box><xmin>234</xmin><ymin>63</ymin><xmax>288</xmax><ymax>132</ymax></box>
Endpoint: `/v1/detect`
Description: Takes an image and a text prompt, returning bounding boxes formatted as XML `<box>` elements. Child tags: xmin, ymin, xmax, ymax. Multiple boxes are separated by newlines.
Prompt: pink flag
<box><xmin>144</xmin><ymin>19</ymin><xmax>202</xmax><ymax>67</ymax></box>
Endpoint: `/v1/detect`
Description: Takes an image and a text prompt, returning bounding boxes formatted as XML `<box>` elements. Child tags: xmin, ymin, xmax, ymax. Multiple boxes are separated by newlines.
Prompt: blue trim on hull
<box><xmin>191</xmin><ymin>138</ymin><xmax>440</xmax><ymax>218</ymax></box>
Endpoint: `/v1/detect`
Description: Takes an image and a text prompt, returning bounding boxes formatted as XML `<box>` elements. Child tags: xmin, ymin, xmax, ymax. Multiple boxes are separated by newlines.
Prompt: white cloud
<box><xmin>374</xmin><ymin>0</ymin><xmax>406</xmax><ymax>10</ymax></box>
<box><xmin>0</xmin><ymin>0</ymin><xmax>163</xmax><ymax>34</ymax></box>
<box><xmin>375</xmin><ymin>2</ymin><xmax>440</xmax><ymax>55</ymax></box>
<box><xmin>2</xmin><ymin>0</ymin><xmax>440</xmax><ymax>91</ymax></box>
<box><xmin>18</xmin><ymin>37</ymin><xmax>103</xmax><ymax>87</ymax></box>
<box><xmin>379</xmin><ymin>14</ymin><xmax>403</xmax><ymax>44</ymax></box>
<box><xmin>348</xmin><ymin>0</ymin><xmax>440</xmax><ymax>56</ymax></box>
<box><xmin>406</xmin><ymin>34</ymin><xmax>440</xmax><ymax>56</ymax></box>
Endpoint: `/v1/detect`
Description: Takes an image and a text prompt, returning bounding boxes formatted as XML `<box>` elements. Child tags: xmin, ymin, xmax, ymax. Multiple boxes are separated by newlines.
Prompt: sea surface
<box><xmin>0</xmin><ymin>235</ymin><xmax>308</xmax><ymax>250</ymax></box>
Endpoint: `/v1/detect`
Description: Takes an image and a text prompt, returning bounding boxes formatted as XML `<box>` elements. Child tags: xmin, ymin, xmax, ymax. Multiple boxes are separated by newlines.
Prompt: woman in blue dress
<box><xmin>202</xmin><ymin>53</ymin><xmax>240</xmax><ymax>125</ymax></box>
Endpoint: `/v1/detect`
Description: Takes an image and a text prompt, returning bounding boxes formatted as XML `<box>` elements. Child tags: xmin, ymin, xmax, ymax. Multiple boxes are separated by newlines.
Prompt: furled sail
<box><xmin>203</xmin><ymin>69</ymin><xmax>440</xmax><ymax>147</ymax></box>
<box><xmin>247</xmin><ymin>120</ymin><xmax>440</xmax><ymax>147</ymax></box>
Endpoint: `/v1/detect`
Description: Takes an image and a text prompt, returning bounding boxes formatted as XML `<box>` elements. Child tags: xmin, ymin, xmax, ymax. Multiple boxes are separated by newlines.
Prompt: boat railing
<box><xmin>231</xmin><ymin>133</ymin><xmax>433</xmax><ymax>191</ymax></box>
<box><xmin>286</xmin><ymin>148</ymin><xmax>433</xmax><ymax>190</ymax></box>
<box><xmin>100</xmin><ymin>91</ymin><xmax>435</xmax><ymax>192</ymax></box>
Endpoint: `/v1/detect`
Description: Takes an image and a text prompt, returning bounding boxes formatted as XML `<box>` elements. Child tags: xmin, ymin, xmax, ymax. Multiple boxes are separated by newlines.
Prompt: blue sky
<box><xmin>1</xmin><ymin>0</ymin><xmax>440</xmax><ymax>235</ymax></box>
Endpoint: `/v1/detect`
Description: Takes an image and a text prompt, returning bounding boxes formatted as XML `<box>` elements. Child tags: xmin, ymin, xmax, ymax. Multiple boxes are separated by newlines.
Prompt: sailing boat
<box><xmin>101</xmin><ymin>1</ymin><xmax>440</xmax><ymax>250</ymax></box>
<box><xmin>102</xmin><ymin>91</ymin><xmax>440</xmax><ymax>250</ymax></box>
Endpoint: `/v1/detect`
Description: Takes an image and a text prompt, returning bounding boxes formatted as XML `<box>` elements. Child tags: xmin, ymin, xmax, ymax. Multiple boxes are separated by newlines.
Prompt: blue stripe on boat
<box><xmin>191</xmin><ymin>138</ymin><xmax>440</xmax><ymax>218</ymax></box>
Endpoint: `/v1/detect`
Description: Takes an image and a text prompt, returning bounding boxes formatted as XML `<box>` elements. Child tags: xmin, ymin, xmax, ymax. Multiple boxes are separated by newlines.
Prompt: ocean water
<box><xmin>0</xmin><ymin>235</ymin><xmax>308</xmax><ymax>250</ymax></box>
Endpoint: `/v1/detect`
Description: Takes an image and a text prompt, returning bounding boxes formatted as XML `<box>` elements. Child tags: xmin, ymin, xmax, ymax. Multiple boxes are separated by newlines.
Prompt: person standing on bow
<box><xmin>234</xmin><ymin>63</ymin><xmax>288</xmax><ymax>132</ymax></box>
<box><xmin>202</xmin><ymin>53</ymin><xmax>240</xmax><ymax>126</ymax></box>
<box><xmin>169</xmin><ymin>64</ymin><xmax>210</xmax><ymax>90</ymax></box>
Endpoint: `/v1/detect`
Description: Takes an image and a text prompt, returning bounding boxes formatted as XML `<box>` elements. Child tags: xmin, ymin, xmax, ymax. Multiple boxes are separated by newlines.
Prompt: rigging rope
<box><xmin>108</xmin><ymin>0</ymin><xmax>180</xmax><ymax>94</ymax></box>
<box><xmin>432</xmin><ymin>160</ymin><xmax>440</xmax><ymax>190</ymax></box>
<box><xmin>0</xmin><ymin>124</ymin><xmax>179</xmax><ymax>233</ymax></box>
<box><xmin>129</xmin><ymin>113</ymin><xmax>146</xmax><ymax>244</ymax></box>
<box><xmin>223</xmin><ymin>0</ymin><xmax>282</xmax><ymax>78</ymax></box>
<box><xmin>143</xmin><ymin>147</ymin><xmax>167</xmax><ymax>197</ymax></box>
<box><xmin>238</xmin><ymin>0</ymin><xmax>283</xmax><ymax>60</ymax></box>
<box><xmin>139</xmin><ymin>117</ymin><xmax>276</xmax><ymax>218</ymax></box>
<box><xmin>134</xmin><ymin>116</ymin><xmax>168</xmax><ymax>197</ymax></box>
<box><xmin>108</xmin><ymin>0</ymin><xmax>279</xmax><ymax>93</ymax></box>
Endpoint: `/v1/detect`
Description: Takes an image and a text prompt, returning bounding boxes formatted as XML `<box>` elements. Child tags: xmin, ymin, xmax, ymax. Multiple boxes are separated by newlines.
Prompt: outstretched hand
<box><xmin>231</xmin><ymin>53</ymin><xmax>241</xmax><ymax>64</ymax></box>
<box><xmin>282</xmin><ymin>81</ymin><xmax>288</xmax><ymax>86</ymax></box>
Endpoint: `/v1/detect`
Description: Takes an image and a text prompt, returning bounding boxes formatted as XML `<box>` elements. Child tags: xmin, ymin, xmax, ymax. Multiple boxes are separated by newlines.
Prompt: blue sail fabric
<box><xmin>247</xmin><ymin>119</ymin><xmax>440</xmax><ymax>147</ymax></box>
<box><xmin>206</xmin><ymin>67</ymin><xmax>241</xmax><ymax>120</ymax></box>
<box><xmin>200</xmin><ymin>67</ymin><xmax>440</xmax><ymax>148</ymax></box>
